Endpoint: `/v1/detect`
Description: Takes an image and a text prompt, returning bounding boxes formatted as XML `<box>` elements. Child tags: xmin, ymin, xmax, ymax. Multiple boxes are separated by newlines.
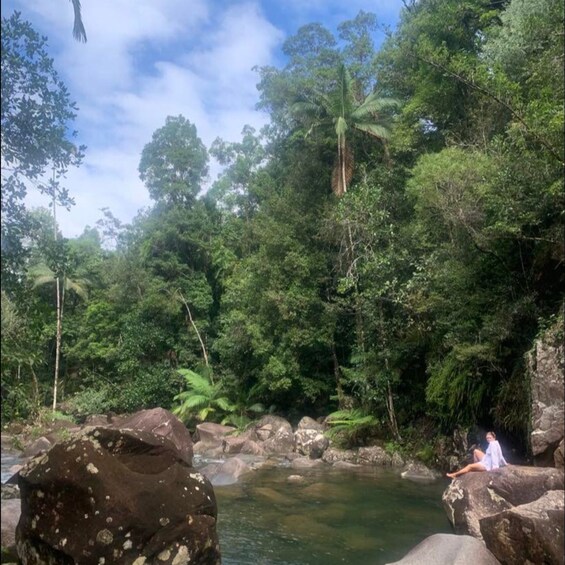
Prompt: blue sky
<box><xmin>3</xmin><ymin>0</ymin><xmax>405</xmax><ymax>238</ymax></box>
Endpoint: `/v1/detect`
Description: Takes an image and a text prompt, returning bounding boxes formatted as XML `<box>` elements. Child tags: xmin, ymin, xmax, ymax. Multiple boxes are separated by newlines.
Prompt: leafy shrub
<box><xmin>325</xmin><ymin>408</ymin><xmax>379</xmax><ymax>448</ymax></box>
<box><xmin>64</xmin><ymin>383</ymin><xmax>118</xmax><ymax>417</ymax></box>
<box><xmin>118</xmin><ymin>367</ymin><xmax>184</xmax><ymax>413</ymax></box>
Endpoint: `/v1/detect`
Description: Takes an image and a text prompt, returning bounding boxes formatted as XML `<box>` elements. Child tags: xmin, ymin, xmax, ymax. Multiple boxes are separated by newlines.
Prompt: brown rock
<box><xmin>442</xmin><ymin>465</ymin><xmax>564</xmax><ymax>539</ymax></box>
<box><xmin>22</xmin><ymin>436</ymin><xmax>52</xmax><ymax>458</ymax></box>
<box><xmin>480</xmin><ymin>490</ymin><xmax>564</xmax><ymax>565</ymax></box>
<box><xmin>528</xmin><ymin>317</ymin><xmax>564</xmax><ymax>466</ymax></box>
<box><xmin>113</xmin><ymin>407</ymin><xmax>194</xmax><ymax>465</ymax></box>
<box><xmin>1</xmin><ymin>498</ymin><xmax>20</xmax><ymax>561</ymax></box>
<box><xmin>16</xmin><ymin>426</ymin><xmax>220</xmax><ymax>564</ymax></box>
<box><xmin>196</xmin><ymin>422</ymin><xmax>236</xmax><ymax>446</ymax></box>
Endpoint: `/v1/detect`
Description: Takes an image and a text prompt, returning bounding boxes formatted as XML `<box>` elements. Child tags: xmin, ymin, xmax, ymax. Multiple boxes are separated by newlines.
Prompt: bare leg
<box><xmin>473</xmin><ymin>449</ymin><xmax>485</xmax><ymax>463</ymax></box>
<box><xmin>446</xmin><ymin>462</ymin><xmax>486</xmax><ymax>479</ymax></box>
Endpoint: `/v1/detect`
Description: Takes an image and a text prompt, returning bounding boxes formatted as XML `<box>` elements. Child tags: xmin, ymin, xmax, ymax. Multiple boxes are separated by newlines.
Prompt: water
<box><xmin>1</xmin><ymin>451</ymin><xmax>452</xmax><ymax>564</ymax></box>
<box><xmin>213</xmin><ymin>465</ymin><xmax>451</xmax><ymax>565</ymax></box>
<box><xmin>1</xmin><ymin>450</ymin><xmax>21</xmax><ymax>484</ymax></box>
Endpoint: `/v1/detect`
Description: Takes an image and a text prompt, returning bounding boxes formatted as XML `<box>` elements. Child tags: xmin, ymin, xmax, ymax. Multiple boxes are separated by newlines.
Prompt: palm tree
<box><xmin>70</xmin><ymin>0</ymin><xmax>87</xmax><ymax>43</ymax></box>
<box><xmin>30</xmin><ymin>264</ymin><xmax>88</xmax><ymax>411</ymax></box>
<box><xmin>292</xmin><ymin>63</ymin><xmax>399</xmax><ymax>196</ymax></box>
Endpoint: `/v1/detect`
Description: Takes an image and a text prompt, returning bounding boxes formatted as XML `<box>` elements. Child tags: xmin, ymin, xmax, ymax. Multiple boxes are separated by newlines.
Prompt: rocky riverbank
<box><xmin>2</xmin><ymin>406</ymin><xmax>564</xmax><ymax>564</ymax></box>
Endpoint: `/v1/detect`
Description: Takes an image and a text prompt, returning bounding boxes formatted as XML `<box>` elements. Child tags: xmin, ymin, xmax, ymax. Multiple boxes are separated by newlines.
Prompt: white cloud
<box><xmin>3</xmin><ymin>0</ymin><xmax>402</xmax><ymax>238</ymax></box>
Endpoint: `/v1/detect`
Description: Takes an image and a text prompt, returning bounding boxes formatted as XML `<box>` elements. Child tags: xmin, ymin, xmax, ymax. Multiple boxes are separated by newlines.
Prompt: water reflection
<box><xmin>214</xmin><ymin>465</ymin><xmax>451</xmax><ymax>565</ymax></box>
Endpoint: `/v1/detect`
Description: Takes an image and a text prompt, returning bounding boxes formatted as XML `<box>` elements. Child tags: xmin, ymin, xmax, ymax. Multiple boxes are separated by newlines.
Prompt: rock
<box><xmin>8</xmin><ymin>464</ymin><xmax>23</xmax><ymax>475</ymax></box>
<box><xmin>85</xmin><ymin>414</ymin><xmax>110</xmax><ymax>426</ymax></box>
<box><xmin>193</xmin><ymin>441</ymin><xmax>224</xmax><ymax>458</ymax></box>
<box><xmin>528</xmin><ymin>316</ymin><xmax>564</xmax><ymax>466</ymax></box>
<box><xmin>287</xmin><ymin>474</ymin><xmax>306</xmax><ymax>483</ymax></box>
<box><xmin>385</xmin><ymin>533</ymin><xmax>501</xmax><ymax>565</ymax></box>
<box><xmin>358</xmin><ymin>446</ymin><xmax>392</xmax><ymax>466</ymax></box>
<box><xmin>113</xmin><ymin>407</ymin><xmax>194</xmax><ymax>465</ymax></box>
<box><xmin>391</xmin><ymin>452</ymin><xmax>405</xmax><ymax>467</ymax></box>
<box><xmin>16</xmin><ymin>426</ymin><xmax>220</xmax><ymax>564</ymax></box>
<box><xmin>196</xmin><ymin>422</ymin><xmax>236</xmax><ymax>446</ymax></box>
<box><xmin>222</xmin><ymin>436</ymin><xmax>266</xmax><ymax>456</ymax></box>
<box><xmin>401</xmin><ymin>461</ymin><xmax>440</xmax><ymax>483</ymax></box>
<box><xmin>322</xmin><ymin>447</ymin><xmax>357</xmax><ymax>464</ymax></box>
<box><xmin>21</xmin><ymin>436</ymin><xmax>52</xmax><ymax>458</ymax></box>
<box><xmin>555</xmin><ymin>439</ymin><xmax>564</xmax><ymax>470</ymax></box>
<box><xmin>200</xmin><ymin>456</ymin><xmax>252</xmax><ymax>486</ymax></box>
<box><xmin>480</xmin><ymin>490</ymin><xmax>564</xmax><ymax>565</ymax></box>
<box><xmin>442</xmin><ymin>465</ymin><xmax>564</xmax><ymax>539</ymax></box>
<box><xmin>332</xmin><ymin>461</ymin><xmax>361</xmax><ymax>470</ymax></box>
<box><xmin>296</xmin><ymin>416</ymin><xmax>324</xmax><ymax>431</ymax></box>
<box><xmin>253</xmin><ymin>416</ymin><xmax>295</xmax><ymax>454</ymax></box>
<box><xmin>294</xmin><ymin>427</ymin><xmax>329</xmax><ymax>459</ymax></box>
<box><xmin>1</xmin><ymin>484</ymin><xmax>20</xmax><ymax>500</ymax></box>
<box><xmin>1</xmin><ymin>498</ymin><xmax>21</xmax><ymax>562</ymax></box>
<box><xmin>290</xmin><ymin>456</ymin><xmax>325</xmax><ymax>469</ymax></box>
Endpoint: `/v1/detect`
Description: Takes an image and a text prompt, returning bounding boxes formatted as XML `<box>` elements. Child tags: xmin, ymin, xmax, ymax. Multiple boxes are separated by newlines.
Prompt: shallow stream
<box><xmin>213</xmin><ymin>464</ymin><xmax>451</xmax><ymax>564</ymax></box>
<box><xmin>1</xmin><ymin>451</ymin><xmax>451</xmax><ymax>564</ymax></box>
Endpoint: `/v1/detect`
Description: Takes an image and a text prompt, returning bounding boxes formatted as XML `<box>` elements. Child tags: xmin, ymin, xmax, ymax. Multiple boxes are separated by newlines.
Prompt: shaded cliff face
<box><xmin>528</xmin><ymin>315</ymin><xmax>564</xmax><ymax>468</ymax></box>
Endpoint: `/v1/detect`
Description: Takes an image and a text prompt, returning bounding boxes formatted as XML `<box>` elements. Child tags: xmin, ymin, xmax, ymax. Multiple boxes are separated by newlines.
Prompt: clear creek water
<box><xmin>212</xmin><ymin>464</ymin><xmax>451</xmax><ymax>565</ymax></box>
<box><xmin>1</xmin><ymin>451</ymin><xmax>452</xmax><ymax>564</ymax></box>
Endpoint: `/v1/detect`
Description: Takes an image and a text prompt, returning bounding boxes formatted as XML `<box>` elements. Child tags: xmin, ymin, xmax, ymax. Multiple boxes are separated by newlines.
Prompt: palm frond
<box><xmin>32</xmin><ymin>274</ymin><xmax>56</xmax><ymax>289</ymax></box>
<box><xmin>177</xmin><ymin>369</ymin><xmax>214</xmax><ymax>396</ymax></box>
<box><xmin>353</xmin><ymin>122</ymin><xmax>392</xmax><ymax>141</ymax></box>
<box><xmin>351</xmin><ymin>95</ymin><xmax>400</xmax><ymax>120</ymax></box>
<box><xmin>174</xmin><ymin>393</ymin><xmax>209</xmax><ymax>409</ymax></box>
<box><xmin>215</xmin><ymin>397</ymin><xmax>237</xmax><ymax>412</ymax></box>
<box><xmin>70</xmin><ymin>0</ymin><xmax>87</xmax><ymax>43</ymax></box>
<box><xmin>65</xmin><ymin>278</ymin><xmax>89</xmax><ymax>300</ymax></box>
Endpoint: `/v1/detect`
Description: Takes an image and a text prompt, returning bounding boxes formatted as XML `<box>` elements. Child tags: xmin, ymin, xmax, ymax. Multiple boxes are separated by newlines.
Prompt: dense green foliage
<box><xmin>2</xmin><ymin>1</ymin><xmax>563</xmax><ymax>454</ymax></box>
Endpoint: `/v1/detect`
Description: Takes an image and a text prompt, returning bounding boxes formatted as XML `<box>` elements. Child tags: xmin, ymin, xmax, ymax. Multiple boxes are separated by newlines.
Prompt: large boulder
<box><xmin>1</xmin><ymin>498</ymin><xmax>21</xmax><ymax>562</ymax></box>
<box><xmin>528</xmin><ymin>316</ymin><xmax>564</xmax><ymax>466</ymax></box>
<box><xmin>113</xmin><ymin>407</ymin><xmax>194</xmax><ymax>465</ymax></box>
<box><xmin>222</xmin><ymin>436</ymin><xmax>266</xmax><ymax>456</ymax></box>
<box><xmin>16</xmin><ymin>426</ymin><xmax>221</xmax><ymax>564</ymax></box>
<box><xmin>322</xmin><ymin>447</ymin><xmax>357</xmax><ymax>464</ymax></box>
<box><xmin>294</xmin><ymin>417</ymin><xmax>329</xmax><ymax>459</ymax></box>
<box><xmin>358</xmin><ymin>446</ymin><xmax>392</xmax><ymax>466</ymax></box>
<box><xmin>442</xmin><ymin>465</ymin><xmax>563</xmax><ymax>539</ymax></box>
<box><xmin>252</xmin><ymin>416</ymin><xmax>295</xmax><ymax>455</ymax></box>
<box><xmin>480</xmin><ymin>490</ymin><xmax>564</xmax><ymax>565</ymax></box>
<box><xmin>385</xmin><ymin>533</ymin><xmax>500</xmax><ymax>565</ymax></box>
<box><xmin>195</xmin><ymin>422</ymin><xmax>236</xmax><ymax>446</ymax></box>
<box><xmin>21</xmin><ymin>436</ymin><xmax>52</xmax><ymax>459</ymax></box>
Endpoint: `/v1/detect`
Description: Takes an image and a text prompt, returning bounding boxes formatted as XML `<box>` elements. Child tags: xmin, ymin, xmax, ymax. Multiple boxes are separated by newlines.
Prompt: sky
<box><xmin>2</xmin><ymin>0</ymin><xmax>405</xmax><ymax>239</ymax></box>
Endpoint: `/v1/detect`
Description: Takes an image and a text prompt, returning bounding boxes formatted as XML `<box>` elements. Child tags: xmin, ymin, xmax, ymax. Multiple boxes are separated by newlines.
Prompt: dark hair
<box><xmin>486</xmin><ymin>431</ymin><xmax>496</xmax><ymax>439</ymax></box>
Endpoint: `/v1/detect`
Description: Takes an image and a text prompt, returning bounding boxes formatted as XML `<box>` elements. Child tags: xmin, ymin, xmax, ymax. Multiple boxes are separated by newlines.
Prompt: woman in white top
<box><xmin>447</xmin><ymin>431</ymin><xmax>508</xmax><ymax>479</ymax></box>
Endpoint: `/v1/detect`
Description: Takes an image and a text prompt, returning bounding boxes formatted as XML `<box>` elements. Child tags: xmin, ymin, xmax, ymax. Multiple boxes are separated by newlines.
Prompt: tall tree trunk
<box><xmin>177</xmin><ymin>290</ymin><xmax>210</xmax><ymax>378</ymax></box>
<box><xmin>340</xmin><ymin>136</ymin><xmax>347</xmax><ymax>194</ymax></box>
<box><xmin>53</xmin><ymin>275</ymin><xmax>61</xmax><ymax>412</ymax></box>
<box><xmin>332</xmin><ymin>341</ymin><xmax>345</xmax><ymax>408</ymax></box>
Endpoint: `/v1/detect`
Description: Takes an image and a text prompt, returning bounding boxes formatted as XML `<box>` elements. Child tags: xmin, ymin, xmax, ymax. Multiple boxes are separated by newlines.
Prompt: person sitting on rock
<box><xmin>446</xmin><ymin>431</ymin><xmax>508</xmax><ymax>479</ymax></box>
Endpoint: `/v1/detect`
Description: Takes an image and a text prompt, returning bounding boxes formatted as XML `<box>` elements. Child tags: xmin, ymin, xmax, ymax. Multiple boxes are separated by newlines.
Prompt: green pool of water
<box><xmin>214</xmin><ymin>464</ymin><xmax>452</xmax><ymax>564</ymax></box>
